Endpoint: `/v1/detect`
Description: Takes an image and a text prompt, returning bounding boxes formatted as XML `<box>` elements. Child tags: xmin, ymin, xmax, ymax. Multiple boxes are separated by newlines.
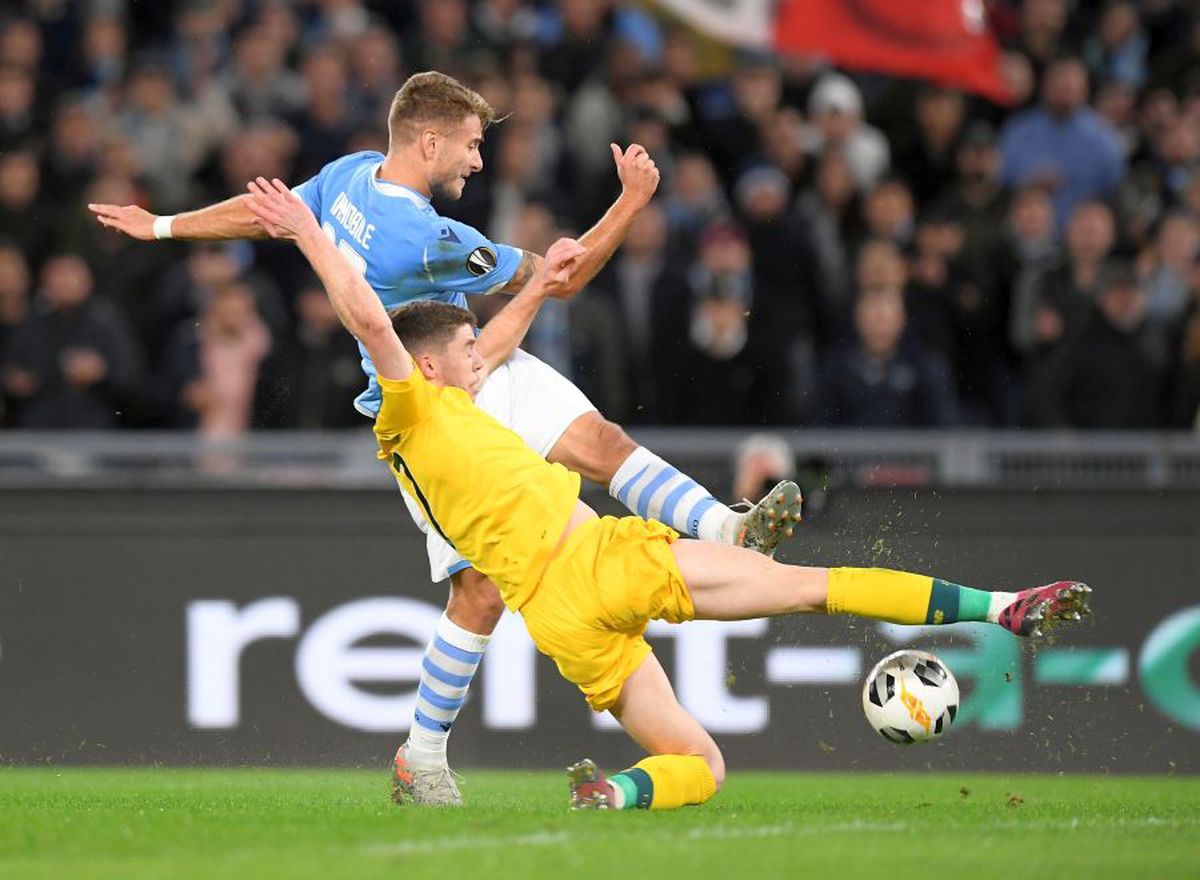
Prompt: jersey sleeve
<box><xmin>292</xmin><ymin>168</ymin><xmax>326</xmax><ymax>218</ymax></box>
<box><xmin>374</xmin><ymin>368</ymin><xmax>436</xmax><ymax>454</ymax></box>
<box><xmin>421</xmin><ymin>218</ymin><xmax>524</xmax><ymax>295</ymax></box>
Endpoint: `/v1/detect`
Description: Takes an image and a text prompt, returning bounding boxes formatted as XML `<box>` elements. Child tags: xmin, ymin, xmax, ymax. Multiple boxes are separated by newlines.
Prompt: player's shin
<box><xmin>405</xmin><ymin>613</ymin><xmax>490</xmax><ymax>765</ymax></box>
<box><xmin>609</xmin><ymin>446</ymin><xmax>734</xmax><ymax>543</ymax></box>
<box><xmin>825</xmin><ymin>567</ymin><xmax>1015</xmax><ymax>625</ymax></box>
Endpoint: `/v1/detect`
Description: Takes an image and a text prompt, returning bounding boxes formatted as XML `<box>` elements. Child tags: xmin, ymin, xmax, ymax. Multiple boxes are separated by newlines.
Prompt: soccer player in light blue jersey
<box><xmin>90</xmin><ymin>71</ymin><xmax>802</xmax><ymax>806</ymax></box>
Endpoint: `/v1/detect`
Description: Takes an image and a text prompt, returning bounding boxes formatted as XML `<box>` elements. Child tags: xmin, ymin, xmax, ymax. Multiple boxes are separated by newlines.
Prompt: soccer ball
<box><xmin>862</xmin><ymin>649</ymin><xmax>960</xmax><ymax>744</ymax></box>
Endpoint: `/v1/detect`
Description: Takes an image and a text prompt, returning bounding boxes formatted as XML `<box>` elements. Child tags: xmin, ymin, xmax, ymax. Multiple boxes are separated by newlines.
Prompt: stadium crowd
<box><xmin>0</xmin><ymin>0</ymin><xmax>1198</xmax><ymax>434</ymax></box>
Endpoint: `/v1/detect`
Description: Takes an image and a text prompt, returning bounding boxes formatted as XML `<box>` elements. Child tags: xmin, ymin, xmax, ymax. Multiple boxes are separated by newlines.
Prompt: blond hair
<box><xmin>388</xmin><ymin>71</ymin><xmax>497</xmax><ymax>145</ymax></box>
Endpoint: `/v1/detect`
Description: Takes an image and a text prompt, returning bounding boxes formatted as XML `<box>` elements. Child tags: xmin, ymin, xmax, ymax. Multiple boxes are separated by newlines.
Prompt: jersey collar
<box><xmin>371</xmin><ymin>165</ymin><xmax>432</xmax><ymax>207</ymax></box>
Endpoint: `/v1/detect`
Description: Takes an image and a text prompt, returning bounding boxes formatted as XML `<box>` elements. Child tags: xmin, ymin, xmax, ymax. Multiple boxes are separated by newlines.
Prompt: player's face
<box><xmin>430</xmin><ymin>114</ymin><xmax>484</xmax><ymax>201</ymax></box>
<box><xmin>431</xmin><ymin>323</ymin><xmax>485</xmax><ymax>397</ymax></box>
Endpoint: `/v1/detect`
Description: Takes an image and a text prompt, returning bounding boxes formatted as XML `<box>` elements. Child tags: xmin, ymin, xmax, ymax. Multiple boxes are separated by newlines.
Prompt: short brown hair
<box><xmin>388</xmin><ymin>71</ymin><xmax>497</xmax><ymax>145</ymax></box>
<box><xmin>389</xmin><ymin>301</ymin><xmax>477</xmax><ymax>354</ymax></box>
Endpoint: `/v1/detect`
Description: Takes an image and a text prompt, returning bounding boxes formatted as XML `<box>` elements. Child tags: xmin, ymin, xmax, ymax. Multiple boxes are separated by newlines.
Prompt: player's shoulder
<box><xmin>316</xmin><ymin>150</ymin><xmax>386</xmax><ymax>184</ymax></box>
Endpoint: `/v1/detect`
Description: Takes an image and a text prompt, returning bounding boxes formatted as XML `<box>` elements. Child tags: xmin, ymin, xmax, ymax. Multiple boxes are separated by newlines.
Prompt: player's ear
<box><xmin>416</xmin><ymin>352</ymin><xmax>438</xmax><ymax>381</ymax></box>
<box><xmin>420</xmin><ymin>127</ymin><xmax>439</xmax><ymax>161</ymax></box>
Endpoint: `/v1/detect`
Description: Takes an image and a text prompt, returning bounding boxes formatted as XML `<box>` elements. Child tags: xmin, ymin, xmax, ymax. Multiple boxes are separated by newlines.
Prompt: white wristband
<box><xmin>153</xmin><ymin>215</ymin><xmax>176</xmax><ymax>240</ymax></box>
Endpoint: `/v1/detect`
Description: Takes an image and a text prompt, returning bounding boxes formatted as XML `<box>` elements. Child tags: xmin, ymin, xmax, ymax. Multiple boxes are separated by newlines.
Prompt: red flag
<box><xmin>773</xmin><ymin>0</ymin><xmax>1012</xmax><ymax>104</ymax></box>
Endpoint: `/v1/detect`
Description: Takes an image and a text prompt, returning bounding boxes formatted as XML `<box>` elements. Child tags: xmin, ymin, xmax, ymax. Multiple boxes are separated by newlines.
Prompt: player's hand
<box><xmin>538</xmin><ymin>237</ymin><xmax>587</xmax><ymax>298</ymax></box>
<box><xmin>87</xmin><ymin>203</ymin><xmax>157</xmax><ymax>240</ymax></box>
<box><xmin>244</xmin><ymin>177</ymin><xmax>320</xmax><ymax>242</ymax></box>
<box><xmin>610</xmin><ymin>143</ymin><xmax>661</xmax><ymax>207</ymax></box>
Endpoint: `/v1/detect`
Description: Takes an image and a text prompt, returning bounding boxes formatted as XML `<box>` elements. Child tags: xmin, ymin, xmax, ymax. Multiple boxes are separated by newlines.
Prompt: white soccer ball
<box><xmin>862</xmin><ymin>649</ymin><xmax>960</xmax><ymax>744</ymax></box>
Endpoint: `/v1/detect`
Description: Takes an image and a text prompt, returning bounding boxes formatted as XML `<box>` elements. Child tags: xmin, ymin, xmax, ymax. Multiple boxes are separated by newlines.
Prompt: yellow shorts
<box><xmin>521</xmin><ymin>515</ymin><xmax>695</xmax><ymax>712</ymax></box>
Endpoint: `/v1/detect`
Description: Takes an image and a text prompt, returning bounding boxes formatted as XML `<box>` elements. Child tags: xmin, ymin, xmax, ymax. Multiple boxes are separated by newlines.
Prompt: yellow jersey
<box><xmin>374</xmin><ymin>367</ymin><xmax>581</xmax><ymax>610</ymax></box>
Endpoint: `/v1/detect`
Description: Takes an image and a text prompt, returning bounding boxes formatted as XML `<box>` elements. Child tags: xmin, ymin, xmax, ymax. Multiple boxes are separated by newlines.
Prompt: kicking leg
<box><xmin>392</xmin><ymin>566</ymin><xmax>504</xmax><ymax>807</ymax></box>
<box><xmin>549</xmin><ymin>412</ymin><xmax>802</xmax><ymax>556</ymax></box>
<box><xmin>568</xmin><ymin>653</ymin><xmax>722</xmax><ymax>811</ymax></box>
<box><xmin>668</xmin><ymin>540</ymin><xmax>1091</xmax><ymax>636</ymax></box>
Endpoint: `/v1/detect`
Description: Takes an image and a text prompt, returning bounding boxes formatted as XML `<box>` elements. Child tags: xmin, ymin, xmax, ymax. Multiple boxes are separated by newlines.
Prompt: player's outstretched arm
<box><xmin>498</xmin><ymin>143</ymin><xmax>660</xmax><ymax>300</ymax></box>
<box><xmin>244</xmin><ymin>177</ymin><xmax>411</xmax><ymax>381</ymax></box>
<box><xmin>476</xmin><ymin>237</ymin><xmax>587</xmax><ymax>374</ymax></box>
<box><xmin>88</xmin><ymin>195</ymin><xmax>269</xmax><ymax>242</ymax></box>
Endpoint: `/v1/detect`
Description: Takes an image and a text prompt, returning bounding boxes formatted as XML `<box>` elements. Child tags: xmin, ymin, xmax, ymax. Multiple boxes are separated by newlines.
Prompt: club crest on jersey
<box><xmin>466</xmin><ymin>246</ymin><xmax>497</xmax><ymax>277</ymax></box>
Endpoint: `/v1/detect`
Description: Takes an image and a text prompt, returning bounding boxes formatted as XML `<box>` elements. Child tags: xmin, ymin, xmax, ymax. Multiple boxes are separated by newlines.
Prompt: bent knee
<box><xmin>447</xmin><ymin>569</ymin><xmax>506</xmax><ymax>633</ymax></box>
<box><xmin>553</xmin><ymin>413</ymin><xmax>636</xmax><ymax>484</ymax></box>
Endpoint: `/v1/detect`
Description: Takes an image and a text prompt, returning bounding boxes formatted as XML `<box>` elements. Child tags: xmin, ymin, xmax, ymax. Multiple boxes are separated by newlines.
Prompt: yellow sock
<box><xmin>608</xmin><ymin>755</ymin><xmax>717</xmax><ymax>810</ymax></box>
<box><xmin>825</xmin><ymin>567</ymin><xmax>935</xmax><ymax>625</ymax></box>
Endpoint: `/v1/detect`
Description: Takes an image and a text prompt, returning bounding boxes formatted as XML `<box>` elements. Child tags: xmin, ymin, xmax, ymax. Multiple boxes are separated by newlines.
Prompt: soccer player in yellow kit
<box><xmin>245</xmin><ymin>176</ymin><xmax>1092</xmax><ymax>812</ymax></box>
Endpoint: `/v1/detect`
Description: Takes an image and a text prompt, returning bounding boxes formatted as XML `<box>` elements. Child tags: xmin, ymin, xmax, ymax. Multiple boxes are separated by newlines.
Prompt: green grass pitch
<box><xmin>2</xmin><ymin>769</ymin><xmax>1198</xmax><ymax>880</ymax></box>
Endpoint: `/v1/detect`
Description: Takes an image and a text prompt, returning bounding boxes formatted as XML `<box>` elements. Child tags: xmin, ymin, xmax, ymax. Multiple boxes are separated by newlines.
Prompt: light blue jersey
<box><xmin>293</xmin><ymin>151</ymin><xmax>522</xmax><ymax>416</ymax></box>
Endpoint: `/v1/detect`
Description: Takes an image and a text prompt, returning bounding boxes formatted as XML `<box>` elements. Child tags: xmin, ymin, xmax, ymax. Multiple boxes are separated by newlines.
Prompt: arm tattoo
<box><xmin>500</xmin><ymin>250</ymin><xmax>539</xmax><ymax>293</ymax></box>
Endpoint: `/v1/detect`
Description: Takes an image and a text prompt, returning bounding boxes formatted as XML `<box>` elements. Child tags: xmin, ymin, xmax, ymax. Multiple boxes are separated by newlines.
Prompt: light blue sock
<box><xmin>608</xmin><ymin>446</ymin><xmax>734</xmax><ymax>542</ymax></box>
<box><xmin>406</xmin><ymin>613</ymin><xmax>489</xmax><ymax>766</ymax></box>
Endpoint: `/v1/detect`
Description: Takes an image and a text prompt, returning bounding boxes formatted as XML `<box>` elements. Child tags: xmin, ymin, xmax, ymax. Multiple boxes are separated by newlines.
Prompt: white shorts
<box><xmin>400</xmin><ymin>348</ymin><xmax>596</xmax><ymax>582</ymax></box>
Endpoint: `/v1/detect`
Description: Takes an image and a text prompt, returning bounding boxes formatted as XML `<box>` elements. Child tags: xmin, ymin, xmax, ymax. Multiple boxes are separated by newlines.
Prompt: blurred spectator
<box><xmin>662</xmin><ymin>151</ymin><xmax>729</xmax><ymax>246</ymax></box>
<box><xmin>999</xmin><ymin>55</ymin><xmax>1123</xmax><ymax>230</ymax></box>
<box><xmin>804</xmin><ymin>72</ymin><xmax>890</xmax><ymax>191</ymax></box>
<box><xmin>306</xmin><ymin>0</ymin><xmax>372</xmax><ymax>47</ymax></box>
<box><xmin>1083</xmin><ymin>1</ymin><xmax>1149</xmax><ymax>91</ymax></box>
<box><xmin>593</xmin><ymin>200</ymin><xmax>686</xmax><ymax>422</ymax></box>
<box><xmin>58</xmin><ymin>173</ymin><xmax>175</xmax><ymax>348</ymax></box>
<box><xmin>539</xmin><ymin>0</ymin><xmax>616</xmax><ymax>97</ymax></box>
<box><xmin>256</xmin><ymin>283</ymin><xmax>365</xmax><ymax>429</ymax></box>
<box><xmin>732</xmin><ymin>433</ymin><xmax>795</xmax><ymax>504</ymax></box>
<box><xmin>474</xmin><ymin>0</ymin><xmax>540</xmax><ymax>50</ymax></box>
<box><xmin>112</xmin><ymin>56</ymin><xmax>208</xmax><ymax>210</ymax></box>
<box><xmin>935</xmin><ymin>121</ymin><xmax>1010</xmax><ymax>283</ymax></box>
<box><xmin>289</xmin><ymin>45</ymin><xmax>356</xmax><ymax>181</ymax></box>
<box><xmin>892</xmin><ymin>86</ymin><xmax>967</xmax><ymax>207</ymax></box>
<box><xmin>485</xmin><ymin>201</ymin><xmax>568</xmax><ymax>379</ymax></box>
<box><xmin>1169</xmin><ymin>262</ymin><xmax>1200</xmax><ymax>429</ymax></box>
<box><xmin>796</xmin><ymin>148</ymin><xmax>863</xmax><ymax>339</ymax></box>
<box><xmin>0</xmin><ymin>64</ymin><xmax>38</xmax><ymax>151</ymax></box>
<box><xmin>1013</xmin><ymin>200</ymin><xmax>1117</xmax><ymax>358</ymax></box>
<box><xmin>1093</xmin><ymin>78</ymin><xmax>1139</xmax><ymax>159</ymax></box>
<box><xmin>508</xmin><ymin>72</ymin><xmax>564</xmax><ymax>187</ymax></box>
<box><xmin>348</xmin><ymin>24</ymin><xmax>404</xmax><ymax>122</ymax></box>
<box><xmin>1147</xmin><ymin>9</ymin><xmax>1200</xmax><ymax>92</ymax></box>
<box><xmin>758</xmin><ymin>106</ymin><xmax>808</xmax><ymax>191</ymax></box>
<box><xmin>906</xmin><ymin>211</ymin><xmax>965</xmax><ymax>367</ymax></box>
<box><xmin>1017</xmin><ymin>0</ymin><xmax>1075</xmax><ymax>77</ymax></box>
<box><xmin>1030</xmin><ymin>263</ymin><xmax>1166</xmax><ymax>428</ymax></box>
<box><xmin>0</xmin><ymin>16</ymin><xmax>43</xmax><ymax>74</ymax></box>
<box><xmin>40</xmin><ymin>96</ymin><xmax>103</xmax><ymax>204</ymax></box>
<box><xmin>223</xmin><ymin>24</ymin><xmax>304</xmax><ymax>122</ymax></box>
<box><xmin>0</xmin><ymin>242</ymin><xmax>31</xmax><ymax>425</ymax></box>
<box><xmin>152</xmin><ymin>240</ymin><xmax>289</xmax><ymax>367</ymax></box>
<box><xmin>1157</xmin><ymin>117</ymin><xmax>1200</xmax><ymax>203</ymax></box>
<box><xmin>3</xmin><ymin>253</ymin><xmax>143</xmax><ymax>429</ymax></box>
<box><xmin>1004</xmin><ymin>185</ymin><xmax>1062</xmax><ymax>358</ymax></box>
<box><xmin>861</xmin><ymin>176</ymin><xmax>915</xmax><ymax>250</ymax></box>
<box><xmin>1140</xmin><ymin>210</ymin><xmax>1200</xmax><ymax>326</ymax></box>
<box><xmin>817</xmin><ymin>251</ymin><xmax>958</xmax><ymax>428</ymax></box>
<box><xmin>73</xmin><ymin>12</ymin><xmax>129</xmax><ymax>102</ymax></box>
<box><xmin>0</xmin><ymin>147</ymin><xmax>57</xmax><ymax>268</ymax></box>
<box><xmin>158</xmin><ymin>280</ymin><xmax>272</xmax><ymax>436</ymax></box>
<box><xmin>734</xmin><ymin>164</ymin><xmax>821</xmax><ymax>420</ymax></box>
<box><xmin>696</xmin><ymin>53</ymin><xmax>783</xmax><ymax>180</ymax></box>
<box><xmin>404</xmin><ymin>0</ymin><xmax>487</xmax><ymax>76</ymax></box>
<box><xmin>668</xmin><ymin>222</ymin><xmax>775</xmax><ymax>425</ymax></box>
<box><xmin>562</xmin><ymin>39</ymin><xmax>648</xmax><ymax>210</ymax></box>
